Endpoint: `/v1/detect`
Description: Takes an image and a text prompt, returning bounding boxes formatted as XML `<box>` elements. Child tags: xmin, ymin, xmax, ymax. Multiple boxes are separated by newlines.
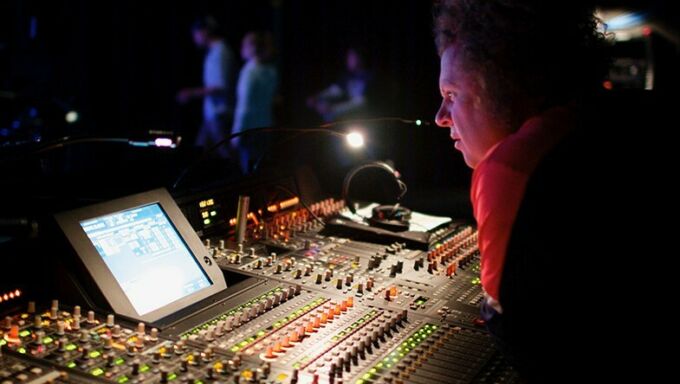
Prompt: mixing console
<box><xmin>1</xmin><ymin>188</ymin><xmax>518</xmax><ymax>383</ymax></box>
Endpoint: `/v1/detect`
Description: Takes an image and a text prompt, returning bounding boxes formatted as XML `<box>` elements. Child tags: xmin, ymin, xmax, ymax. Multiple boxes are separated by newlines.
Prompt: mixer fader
<box><xmin>1</xmin><ymin>187</ymin><xmax>517</xmax><ymax>383</ymax></box>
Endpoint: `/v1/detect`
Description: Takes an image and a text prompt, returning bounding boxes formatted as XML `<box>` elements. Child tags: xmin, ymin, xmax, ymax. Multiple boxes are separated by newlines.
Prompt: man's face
<box><xmin>435</xmin><ymin>45</ymin><xmax>509</xmax><ymax>168</ymax></box>
<box><xmin>192</xmin><ymin>29</ymin><xmax>208</xmax><ymax>47</ymax></box>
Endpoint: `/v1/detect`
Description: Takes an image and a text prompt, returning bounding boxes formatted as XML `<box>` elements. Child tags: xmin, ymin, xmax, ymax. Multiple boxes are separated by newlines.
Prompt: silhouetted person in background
<box><xmin>232</xmin><ymin>31</ymin><xmax>278</xmax><ymax>174</ymax></box>
<box><xmin>177</xmin><ymin>16</ymin><xmax>236</xmax><ymax>157</ymax></box>
<box><xmin>307</xmin><ymin>47</ymin><xmax>373</xmax><ymax>122</ymax></box>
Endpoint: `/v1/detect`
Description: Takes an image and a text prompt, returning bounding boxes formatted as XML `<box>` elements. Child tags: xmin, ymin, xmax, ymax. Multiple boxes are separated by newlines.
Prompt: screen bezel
<box><xmin>55</xmin><ymin>188</ymin><xmax>227</xmax><ymax>323</ymax></box>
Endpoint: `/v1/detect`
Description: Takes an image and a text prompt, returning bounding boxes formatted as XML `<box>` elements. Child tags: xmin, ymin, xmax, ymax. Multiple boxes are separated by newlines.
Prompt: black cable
<box><xmin>31</xmin><ymin>137</ymin><xmax>130</xmax><ymax>155</ymax></box>
<box><xmin>170</xmin><ymin>117</ymin><xmax>429</xmax><ymax>191</ymax></box>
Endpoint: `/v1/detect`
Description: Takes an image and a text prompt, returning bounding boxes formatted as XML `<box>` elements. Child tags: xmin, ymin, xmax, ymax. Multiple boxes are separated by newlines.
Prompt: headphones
<box><xmin>342</xmin><ymin>161</ymin><xmax>411</xmax><ymax>231</ymax></box>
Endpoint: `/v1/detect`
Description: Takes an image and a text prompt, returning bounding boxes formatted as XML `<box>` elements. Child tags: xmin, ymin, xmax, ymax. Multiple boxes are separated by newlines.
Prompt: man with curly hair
<box><xmin>433</xmin><ymin>0</ymin><xmax>617</xmax><ymax>380</ymax></box>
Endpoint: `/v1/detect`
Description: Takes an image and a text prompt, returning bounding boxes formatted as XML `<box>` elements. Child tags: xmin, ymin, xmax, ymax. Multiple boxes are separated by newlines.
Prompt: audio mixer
<box><xmin>1</xmin><ymin>183</ymin><xmax>518</xmax><ymax>383</ymax></box>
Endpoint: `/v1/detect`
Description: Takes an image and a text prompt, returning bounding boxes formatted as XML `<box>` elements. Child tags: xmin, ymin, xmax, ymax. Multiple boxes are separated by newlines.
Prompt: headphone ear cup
<box><xmin>368</xmin><ymin>205</ymin><xmax>411</xmax><ymax>232</ymax></box>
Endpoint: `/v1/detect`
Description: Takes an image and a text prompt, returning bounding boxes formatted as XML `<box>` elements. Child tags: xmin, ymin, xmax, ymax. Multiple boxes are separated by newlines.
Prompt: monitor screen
<box><xmin>79</xmin><ymin>203</ymin><xmax>212</xmax><ymax>316</ymax></box>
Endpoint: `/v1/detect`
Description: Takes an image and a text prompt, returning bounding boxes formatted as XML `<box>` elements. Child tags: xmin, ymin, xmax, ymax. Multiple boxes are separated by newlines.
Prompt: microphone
<box><xmin>170</xmin><ymin>117</ymin><xmax>429</xmax><ymax>191</ymax></box>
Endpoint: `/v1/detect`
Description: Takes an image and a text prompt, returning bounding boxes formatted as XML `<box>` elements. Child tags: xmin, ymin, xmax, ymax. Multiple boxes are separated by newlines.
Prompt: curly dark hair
<box><xmin>434</xmin><ymin>0</ymin><xmax>610</xmax><ymax>125</ymax></box>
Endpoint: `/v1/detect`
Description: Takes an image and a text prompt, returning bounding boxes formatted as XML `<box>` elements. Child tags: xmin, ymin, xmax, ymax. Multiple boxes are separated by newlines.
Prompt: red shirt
<box><xmin>471</xmin><ymin>107</ymin><xmax>575</xmax><ymax>303</ymax></box>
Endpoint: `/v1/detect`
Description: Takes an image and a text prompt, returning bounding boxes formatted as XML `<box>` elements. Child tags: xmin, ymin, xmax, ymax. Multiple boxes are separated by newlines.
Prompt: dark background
<box><xmin>1</xmin><ymin>0</ymin><xmax>678</xmax><ymax>217</ymax></box>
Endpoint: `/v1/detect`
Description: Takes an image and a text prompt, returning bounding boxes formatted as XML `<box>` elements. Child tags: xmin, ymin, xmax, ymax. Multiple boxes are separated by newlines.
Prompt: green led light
<box><xmin>115</xmin><ymin>357</ymin><xmax>125</xmax><ymax>365</ymax></box>
<box><xmin>91</xmin><ymin>368</ymin><xmax>104</xmax><ymax>377</ymax></box>
<box><xmin>89</xmin><ymin>350</ymin><xmax>101</xmax><ymax>359</ymax></box>
<box><xmin>140</xmin><ymin>365</ymin><xmax>150</xmax><ymax>373</ymax></box>
<box><xmin>416</xmin><ymin>119</ymin><xmax>422</xmax><ymax>126</ymax></box>
<box><xmin>0</xmin><ymin>339</ymin><xmax>7</xmax><ymax>347</ymax></box>
<box><xmin>18</xmin><ymin>347</ymin><xmax>26</xmax><ymax>354</ymax></box>
<box><xmin>210</xmin><ymin>211</ymin><xmax>217</xmax><ymax>216</ymax></box>
<box><xmin>203</xmin><ymin>218</ymin><xmax>211</xmax><ymax>225</ymax></box>
<box><xmin>67</xmin><ymin>361</ymin><xmax>76</xmax><ymax>368</ymax></box>
<box><xmin>117</xmin><ymin>376</ymin><xmax>129</xmax><ymax>384</ymax></box>
<box><xmin>19</xmin><ymin>330</ymin><xmax>31</xmax><ymax>337</ymax></box>
<box><xmin>168</xmin><ymin>373</ymin><xmax>177</xmax><ymax>381</ymax></box>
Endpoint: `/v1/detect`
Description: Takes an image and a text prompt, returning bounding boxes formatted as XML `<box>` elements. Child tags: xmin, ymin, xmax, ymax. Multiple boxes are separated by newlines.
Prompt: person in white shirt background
<box><xmin>177</xmin><ymin>16</ymin><xmax>236</xmax><ymax>158</ymax></box>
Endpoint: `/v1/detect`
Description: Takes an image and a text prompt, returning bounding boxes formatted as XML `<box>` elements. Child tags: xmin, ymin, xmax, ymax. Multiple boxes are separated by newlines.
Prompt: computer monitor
<box><xmin>55</xmin><ymin>189</ymin><xmax>226</xmax><ymax>323</ymax></box>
